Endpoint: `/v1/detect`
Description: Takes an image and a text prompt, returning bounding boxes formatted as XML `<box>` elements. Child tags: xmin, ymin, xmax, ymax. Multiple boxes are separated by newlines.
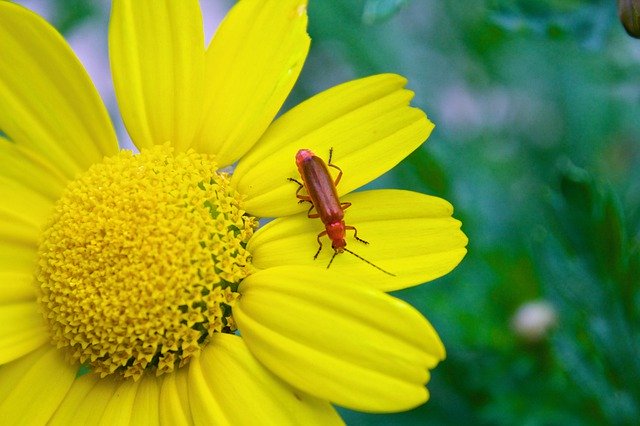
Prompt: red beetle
<box><xmin>289</xmin><ymin>148</ymin><xmax>394</xmax><ymax>275</ymax></box>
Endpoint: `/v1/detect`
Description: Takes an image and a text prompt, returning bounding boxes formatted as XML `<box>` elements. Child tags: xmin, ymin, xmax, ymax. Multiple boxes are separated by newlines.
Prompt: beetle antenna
<box><xmin>326</xmin><ymin>248</ymin><xmax>396</xmax><ymax>276</ymax></box>
<box><xmin>326</xmin><ymin>251</ymin><xmax>338</xmax><ymax>269</ymax></box>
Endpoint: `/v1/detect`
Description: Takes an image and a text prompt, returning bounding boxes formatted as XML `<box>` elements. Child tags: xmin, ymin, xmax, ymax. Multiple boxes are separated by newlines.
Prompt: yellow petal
<box><xmin>232</xmin><ymin>74</ymin><xmax>433</xmax><ymax>217</ymax></box>
<box><xmin>189</xmin><ymin>333</ymin><xmax>343</xmax><ymax>425</ymax></box>
<box><xmin>159</xmin><ymin>367</ymin><xmax>193</xmax><ymax>426</ymax></box>
<box><xmin>0</xmin><ymin>177</ymin><xmax>55</xmax><ymax>229</ymax></box>
<box><xmin>0</xmin><ymin>216</ymin><xmax>39</xmax><ymax>249</ymax></box>
<box><xmin>0</xmin><ymin>302</ymin><xmax>49</xmax><ymax>365</ymax></box>
<box><xmin>0</xmin><ymin>272</ymin><xmax>36</xmax><ymax>304</ymax></box>
<box><xmin>99</xmin><ymin>378</ymin><xmax>142</xmax><ymax>425</ymax></box>
<box><xmin>0</xmin><ymin>191</ymin><xmax>46</xmax><ymax>230</ymax></box>
<box><xmin>235</xmin><ymin>266</ymin><xmax>445</xmax><ymax>412</ymax></box>
<box><xmin>0</xmin><ymin>138</ymin><xmax>68</xmax><ymax>201</ymax></box>
<box><xmin>249</xmin><ymin>189</ymin><xmax>468</xmax><ymax>291</ymax></box>
<box><xmin>193</xmin><ymin>0</ymin><xmax>310</xmax><ymax>166</ymax></box>
<box><xmin>52</xmin><ymin>375</ymin><xmax>157</xmax><ymax>425</ymax></box>
<box><xmin>0</xmin><ymin>145</ymin><xmax>57</xmax><ymax>287</ymax></box>
<box><xmin>0</xmin><ymin>3</ymin><xmax>118</xmax><ymax>178</ymax></box>
<box><xmin>0</xmin><ymin>345</ymin><xmax>76</xmax><ymax>424</ymax></box>
<box><xmin>0</xmin><ymin>239</ymin><xmax>37</xmax><ymax>273</ymax></box>
<box><xmin>49</xmin><ymin>374</ymin><xmax>114</xmax><ymax>425</ymax></box>
<box><xmin>0</xmin><ymin>187</ymin><xmax>43</xmax><ymax>283</ymax></box>
<box><xmin>109</xmin><ymin>0</ymin><xmax>205</xmax><ymax>151</ymax></box>
<box><xmin>130</xmin><ymin>375</ymin><xmax>161</xmax><ymax>425</ymax></box>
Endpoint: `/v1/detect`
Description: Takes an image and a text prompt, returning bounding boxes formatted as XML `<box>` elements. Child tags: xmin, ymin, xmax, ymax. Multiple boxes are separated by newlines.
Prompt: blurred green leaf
<box><xmin>52</xmin><ymin>0</ymin><xmax>98</xmax><ymax>33</ymax></box>
<box><xmin>362</xmin><ymin>0</ymin><xmax>412</xmax><ymax>24</ymax></box>
<box><xmin>531</xmin><ymin>164</ymin><xmax>640</xmax><ymax>424</ymax></box>
<box><xmin>551</xmin><ymin>162</ymin><xmax>635</xmax><ymax>293</ymax></box>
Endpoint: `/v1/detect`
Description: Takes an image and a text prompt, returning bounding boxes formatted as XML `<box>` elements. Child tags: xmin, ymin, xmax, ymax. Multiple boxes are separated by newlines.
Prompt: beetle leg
<box><xmin>345</xmin><ymin>225</ymin><xmax>369</xmax><ymax>245</ymax></box>
<box><xmin>287</xmin><ymin>177</ymin><xmax>304</xmax><ymax>192</ymax></box>
<box><xmin>328</xmin><ymin>163</ymin><xmax>343</xmax><ymax>186</ymax></box>
<box><xmin>307</xmin><ymin>204</ymin><xmax>320</xmax><ymax>219</ymax></box>
<box><xmin>327</xmin><ymin>148</ymin><xmax>344</xmax><ymax>187</ymax></box>
<box><xmin>314</xmin><ymin>230</ymin><xmax>327</xmax><ymax>259</ymax></box>
<box><xmin>288</xmin><ymin>177</ymin><xmax>305</xmax><ymax>195</ymax></box>
<box><xmin>288</xmin><ymin>177</ymin><xmax>312</xmax><ymax>202</ymax></box>
<box><xmin>328</xmin><ymin>163</ymin><xmax>344</xmax><ymax>187</ymax></box>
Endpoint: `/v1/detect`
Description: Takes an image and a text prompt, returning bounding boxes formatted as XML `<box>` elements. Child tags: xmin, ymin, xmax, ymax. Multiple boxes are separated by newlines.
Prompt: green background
<box><xmin>23</xmin><ymin>0</ymin><xmax>640</xmax><ymax>424</ymax></box>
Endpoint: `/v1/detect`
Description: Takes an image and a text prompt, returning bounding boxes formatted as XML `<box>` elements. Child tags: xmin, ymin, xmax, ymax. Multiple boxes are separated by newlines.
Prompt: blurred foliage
<box><xmin>42</xmin><ymin>0</ymin><xmax>640</xmax><ymax>424</ymax></box>
<box><xmin>54</xmin><ymin>0</ymin><xmax>95</xmax><ymax>33</ymax></box>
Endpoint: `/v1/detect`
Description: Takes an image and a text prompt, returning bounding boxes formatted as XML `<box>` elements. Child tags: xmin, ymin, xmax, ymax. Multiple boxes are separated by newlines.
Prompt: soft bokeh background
<box><xmin>16</xmin><ymin>0</ymin><xmax>640</xmax><ymax>424</ymax></box>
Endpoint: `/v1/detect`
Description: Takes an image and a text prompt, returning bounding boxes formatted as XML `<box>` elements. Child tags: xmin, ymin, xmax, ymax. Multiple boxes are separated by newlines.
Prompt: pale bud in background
<box><xmin>511</xmin><ymin>301</ymin><xmax>558</xmax><ymax>343</ymax></box>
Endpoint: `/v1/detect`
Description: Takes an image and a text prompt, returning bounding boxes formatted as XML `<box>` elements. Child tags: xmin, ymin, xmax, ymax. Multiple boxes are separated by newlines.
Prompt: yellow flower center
<box><xmin>36</xmin><ymin>145</ymin><xmax>257</xmax><ymax>380</ymax></box>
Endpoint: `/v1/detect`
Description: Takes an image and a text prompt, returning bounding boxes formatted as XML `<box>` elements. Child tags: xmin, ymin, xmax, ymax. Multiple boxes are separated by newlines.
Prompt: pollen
<box><xmin>36</xmin><ymin>145</ymin><xmax>257</xmax><ymax>380</ymax></box>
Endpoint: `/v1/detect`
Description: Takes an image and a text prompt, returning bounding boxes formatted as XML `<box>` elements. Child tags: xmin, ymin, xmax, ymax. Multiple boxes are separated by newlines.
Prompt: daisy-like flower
<box><xmin>0</xmin><ymin>0</ymin><xmax>467</xmax><ymax>423</ymax></box>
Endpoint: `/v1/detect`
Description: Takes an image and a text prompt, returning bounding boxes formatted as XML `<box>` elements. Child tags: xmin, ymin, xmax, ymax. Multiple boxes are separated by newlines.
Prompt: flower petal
<box><xmin>109</xmin><ymin>0</ymin><xmax>205</xmax><ymax>151</ymax></box>
<box><xmin>49</xmin><ymin>375</ymin><xmax>114</xmax><ymax>424</ymax></box>
<box><xmin>0</xmin><ymin>272</ymin><xmax>36</xmax><ymax>304</ymax></box>
<box><xmin>53</xmin><ymin>375</ymin><xmax>159</xmax><ymax>425</ymax></box>
<box><xmin>128</xmin><ymin>376</ymin><xmax>162</xmax><ymax>425</ymax></box>
<box><xmin>0</xmin><ymin>178</ymin><xmax>54</xmax><ymax>229</ymax></box>
<box><xmin>0</xmin><ymin>215</ymin><xmax>39</xmax><ymax>250</ymax></box>
<box><xmin>0</xmin><ymin>184</ymin><xmax>43</xmax><ymax>281</ymax></box>
<box><xmin>0</xmin><ymin>238</ymin><xmax>37</xmax><ymax>274</ymax></box>
<box><xmin>0</xmin><ymin>2</ymin><xmax>118</xmax><ymax>178</ymax></box>
<box><xmin>193</xmin><ymin>0</ymin><xmax>310</xmax><ymax>166</ymax></box>
<box><xmin>189</xmin><ymin>333</ymin><xmax>343</xmax><ymax>425</ymax></box>
<box><xmin>0</xmin><ymin>345</ymin><xmax>76</xmax><ymax>424</ymax></box>
<box><xmin>235</xmin><ymin>266</ymin><xmax>445</xmax><ymax>412</ymax></box>
<box><xmin>98</xmin><ymin>378</ymin><xmax>142</xmax><ymax>425</ymax></box>
<box><xmin>249</xmin><ymin>189</ymin><xmax>468</xmax><ymax>291</ymax></box>
<box><xmin>0</xmin><ymin>138</ymin><xmax>68</xmax><ymax>201</ymax></box>
<box><xmin>232</xmin><ymin>74</ymin><xmax>433</xmax><ymax>217</ymax></box>
<box><xmin>0</xmin><ymin>302</ymin><xmax>49</xmax><ymax>365</ymax></box>
<box><xmin>159</xmin><ymin>367</ymin><xmax>193</xmax><ymax>426</ymax></box>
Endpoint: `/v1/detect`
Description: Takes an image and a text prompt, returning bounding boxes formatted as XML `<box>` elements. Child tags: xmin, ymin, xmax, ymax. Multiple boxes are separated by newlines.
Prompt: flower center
<box><xmin>36</xmin><ymin>145</ymin><xmax>257</xmax><ymax>380</ymax></box>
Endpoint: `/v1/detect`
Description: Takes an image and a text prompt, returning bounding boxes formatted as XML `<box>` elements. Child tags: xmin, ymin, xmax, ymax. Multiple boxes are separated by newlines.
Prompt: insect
<box><xmin>288</xmin><ymin>148</ymin><xmax>395</xmax><ymax>276</ymax></box>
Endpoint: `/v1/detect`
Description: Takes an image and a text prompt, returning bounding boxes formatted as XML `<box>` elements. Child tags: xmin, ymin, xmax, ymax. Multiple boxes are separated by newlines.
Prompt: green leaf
<box><xmin>362</xmin><ymin>0</ymin><xmax>412</xmax><ymax>24</ymax></box>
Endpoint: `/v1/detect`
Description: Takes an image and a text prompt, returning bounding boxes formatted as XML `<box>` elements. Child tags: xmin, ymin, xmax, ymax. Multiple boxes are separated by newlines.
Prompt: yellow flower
<box><xmin>0</xmin><ymin>0</ymin><xmax>467</xmax><ymax>423</ymax></box>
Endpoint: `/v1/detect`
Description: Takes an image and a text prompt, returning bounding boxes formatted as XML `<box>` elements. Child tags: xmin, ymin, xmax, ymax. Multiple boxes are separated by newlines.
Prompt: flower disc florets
<box><xmin>36</xmin><ymin>145</ymin><xmax>257</xmax><ymax>380</ymax></box>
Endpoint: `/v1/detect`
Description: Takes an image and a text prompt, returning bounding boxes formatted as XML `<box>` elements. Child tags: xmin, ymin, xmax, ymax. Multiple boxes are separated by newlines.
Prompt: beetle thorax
<box><xmin>326</xmin><ymin>221</ymin><xmax>347</xmax><ymax>251</ymax></box>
